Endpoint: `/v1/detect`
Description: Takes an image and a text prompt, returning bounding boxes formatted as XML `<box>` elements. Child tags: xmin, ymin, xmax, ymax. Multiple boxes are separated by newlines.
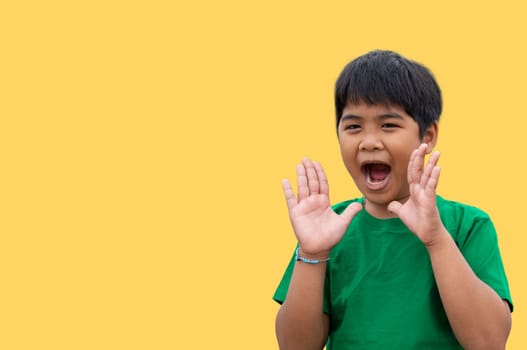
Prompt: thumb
<box><xmin>340</xmin><ymin>202</ymin><xmax>363</xmax><ymax>224</ymax></box>
<box><xmin>388</xmin><ymin>201</ymin><xmax>402</xmax><ymax>216</ymax></box>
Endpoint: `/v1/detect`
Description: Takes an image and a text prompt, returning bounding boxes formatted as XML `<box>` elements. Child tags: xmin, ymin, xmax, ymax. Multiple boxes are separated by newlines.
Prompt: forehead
<box><xmin>342</xmin><ymin>101</ymin><xmax>412</xmax><ymax>120</ymax></box>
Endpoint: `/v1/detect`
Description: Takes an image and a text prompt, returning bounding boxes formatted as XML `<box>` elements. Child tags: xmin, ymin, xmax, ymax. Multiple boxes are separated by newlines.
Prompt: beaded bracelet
<box><xmin>295</xmin><ymin>247</ymin><xmax>330</xmax><ymax>264</ymax></box>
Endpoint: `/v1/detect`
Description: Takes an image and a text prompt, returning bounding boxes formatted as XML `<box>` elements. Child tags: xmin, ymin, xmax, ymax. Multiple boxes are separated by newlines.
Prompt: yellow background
<box><xmin>1</xmin><ymin>1</ymin><xmax>524</xmax><ymax>349</ymax></box>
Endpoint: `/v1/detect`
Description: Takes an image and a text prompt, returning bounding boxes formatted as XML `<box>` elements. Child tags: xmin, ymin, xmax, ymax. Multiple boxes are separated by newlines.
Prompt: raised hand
<box><xmin>388</xmin><ymin>144</ymin><xmax>446</xmax><ymax>246</ymax></box>
<box><xmin>282</xmin><ymin>158</ymin><xmax>362</xmax><ymax>258</ymax></box>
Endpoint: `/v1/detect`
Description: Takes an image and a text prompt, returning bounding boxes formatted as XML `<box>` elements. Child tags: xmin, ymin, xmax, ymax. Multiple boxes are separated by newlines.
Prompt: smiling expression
<box><xmin>338</xmin><ymin>102</ymin><xmax>438</xmax><ymax>218</ymax></box>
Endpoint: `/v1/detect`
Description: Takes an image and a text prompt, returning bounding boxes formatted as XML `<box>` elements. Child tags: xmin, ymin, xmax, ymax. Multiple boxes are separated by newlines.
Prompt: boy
<box><xmin>273</xmin><ymin>50</ymin><xmax>512</xmax><ymax>349</ymax></box>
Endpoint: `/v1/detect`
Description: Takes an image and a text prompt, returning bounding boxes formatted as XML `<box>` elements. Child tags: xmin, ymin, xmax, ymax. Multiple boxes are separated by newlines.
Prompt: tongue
<box><xmin>370</xmin><ymin>164</ymin><xmax>390</xmax><ymax>181</ymax></box>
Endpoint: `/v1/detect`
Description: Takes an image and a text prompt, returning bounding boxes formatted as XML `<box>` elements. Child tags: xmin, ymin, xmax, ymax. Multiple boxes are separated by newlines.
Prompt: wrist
<box><xmin>297</xmin><ymin>247</ymin><xmax>331</xmax><ymax>264</ymax></box>
<box><xmin>424</xmin><ymin>227</ymin><xmax>452</xmax><ymax>252</ymax></box>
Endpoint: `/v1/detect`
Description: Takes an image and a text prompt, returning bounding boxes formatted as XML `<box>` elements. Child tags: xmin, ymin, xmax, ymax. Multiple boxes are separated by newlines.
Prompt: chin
<box><xmin>364</xmin><ymin>196</ymin><xmax>392</xmax><ymax>206</ymax></box>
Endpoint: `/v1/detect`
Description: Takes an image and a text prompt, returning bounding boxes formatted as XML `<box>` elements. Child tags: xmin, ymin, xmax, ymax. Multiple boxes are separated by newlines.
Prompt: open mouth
<box><xmin>361</xmin><ymin>162</ymin><xmax>392</xmax><ymax>187</ymax></box>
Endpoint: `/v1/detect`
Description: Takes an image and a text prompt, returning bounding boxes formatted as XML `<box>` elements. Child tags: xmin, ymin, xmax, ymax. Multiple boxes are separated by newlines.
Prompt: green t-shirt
<box><xmin>273</xmin><ymin>196</ymin><xmax>512</xmax><ymax>349</ymax></box>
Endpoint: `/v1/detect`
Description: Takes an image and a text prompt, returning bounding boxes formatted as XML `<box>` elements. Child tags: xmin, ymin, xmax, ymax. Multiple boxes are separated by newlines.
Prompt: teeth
<box><xmin>365</xmin><ymin>167</ymin><xmax>374</xmax><ymax>184</ymax></box>
<box><xmin>365</xmin><ymin>165</ymin><xmax>389</xmax><ymax>185</ymax></box>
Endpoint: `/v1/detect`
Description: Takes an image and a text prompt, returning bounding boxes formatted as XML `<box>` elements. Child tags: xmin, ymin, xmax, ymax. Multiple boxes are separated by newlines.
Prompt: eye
<box><xmin>344</xmin><ymin>124</ymin><xmax>361</xmax><ymax>130</ymax></box>
<box><xmin>382</xmin><ymin>123</ymin><xmax>399</xmax><ymax>129</ymax></box>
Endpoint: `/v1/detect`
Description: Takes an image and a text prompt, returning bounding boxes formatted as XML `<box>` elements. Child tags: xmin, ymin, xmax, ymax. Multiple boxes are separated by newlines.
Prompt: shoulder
<box><xmin>436</xmin><ymin>195</ymin><xmax>497</xmax><ymax>248</ymax></box>
<box><xmin>437</xmin><ymin>195</ymin><xmax>491</xmax><ymax>222</ymax></box>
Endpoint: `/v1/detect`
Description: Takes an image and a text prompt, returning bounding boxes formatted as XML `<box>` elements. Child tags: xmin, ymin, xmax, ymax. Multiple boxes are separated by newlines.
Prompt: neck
<box><xmin>364</xmin><ymin>195</ymin><xmax>410</xmax><ymax>219</ymax></box>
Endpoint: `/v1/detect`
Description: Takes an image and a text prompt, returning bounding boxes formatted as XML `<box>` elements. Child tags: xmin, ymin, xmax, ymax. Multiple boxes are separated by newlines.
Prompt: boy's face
<box><xmin>338</xmin><ymin>102</ymin><xmax>437</xmax><ymax>217</ymax></box>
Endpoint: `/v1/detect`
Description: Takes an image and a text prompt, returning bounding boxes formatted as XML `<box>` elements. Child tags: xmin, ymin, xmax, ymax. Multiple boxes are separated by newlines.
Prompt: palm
<box><xmin>282</xmin><ymin>159</ymin><xmax>362</xmax><ymax>255</ymax></box>
<box><xmin>388</xmin><ymin>144</ymin><xmax>444</xmax><ymax>245</ymax></box>
<box><xmin>394</xmin><ymin>188</ymin><xmax>441</xmax><ymax>241</ymax></box>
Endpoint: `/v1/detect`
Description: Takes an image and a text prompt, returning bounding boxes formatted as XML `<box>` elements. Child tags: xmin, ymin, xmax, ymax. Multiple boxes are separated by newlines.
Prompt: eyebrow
<box><xmin>340</xmin><ymin>112</ymin><xmax>405</xmax><ymax>123</ymax></box>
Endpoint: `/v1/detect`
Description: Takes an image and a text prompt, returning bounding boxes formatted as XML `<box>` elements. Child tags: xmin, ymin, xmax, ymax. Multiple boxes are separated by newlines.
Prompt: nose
<box><xmin>359</xmin><ymin>132</ymin><xmax>383</xmax><ymax>151</ymax></box>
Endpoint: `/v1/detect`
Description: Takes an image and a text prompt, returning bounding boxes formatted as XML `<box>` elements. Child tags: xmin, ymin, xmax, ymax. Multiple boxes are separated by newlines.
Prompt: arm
<box><xmin>426</xmin><ymin>228</ymin><xmax>511</xmax><ymax>350</ymax></box>
<box><xmin>276</xmin><ymin>158</ymin><xmax>362</xmax><ymax>350</ymax></box>
<box><xmin>388</xmin><ymin>144</ymin><xmax>511</xmax><ymax>350</ymax></box>
<box><xmin>275</xmin><ymin>258</ymin><xmax>330</xmax><ymax>350</ymax></box>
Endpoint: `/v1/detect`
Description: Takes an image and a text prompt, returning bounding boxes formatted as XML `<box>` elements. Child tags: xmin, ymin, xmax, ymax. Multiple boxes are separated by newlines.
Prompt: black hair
<box><xmin>335</xmin><ymin>50</ymin><xmax>442</xmax><ymax>138</ymax></box>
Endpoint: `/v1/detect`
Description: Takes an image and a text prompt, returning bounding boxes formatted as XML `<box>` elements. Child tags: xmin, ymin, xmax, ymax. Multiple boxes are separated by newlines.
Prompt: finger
<box><xmin>340</xmin><ymin>202</ymin><xmax>363</xmax><ymax>225</ymax></box>
<box><xmin>425</xmin><ymin>166</ymin><xmax>441</xmax><ymax>194</ymax></box>
<box><xmin>302</xmin><ymin>157</ymin><xmax>320</xmax><ymax>195</ymax></box>
<box><xmin>387</xmin><ymin>201</ymin><xmax>402</xmax><ymax>216</ymax></box>
<box><xmin>407</xmin><ymin>149</ymin><xmax>419</xmax><ymax>184</ymax></box>
<box><xmin>296</xmin><ymin>163</ymin><xmax>309</xmax><ymax>201</ymax></box>
<box><xmin>408</xmin><ymin>144</ymin><xmax>427</xmax><ymax>184</ymax></box>
<box><xmin>313</xmin><ymin>161</ymin><xmax>329</xmax><ymax>195</ymax></box>
<box><xmin>281</xmin><ymin>178</ymin><xmax>297</xmax><ymax>210</ymax></box>
<box><xmin>420</xmin><ymin>151</ymin><xmax>440</xmax><ymax>188</ymax></box>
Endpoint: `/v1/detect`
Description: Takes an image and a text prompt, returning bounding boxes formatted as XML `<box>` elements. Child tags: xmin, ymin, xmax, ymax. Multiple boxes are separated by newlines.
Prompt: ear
<box><xmin>422</xmin><ymin>122</ymin><xmax>439</xmax><ymax>154</ymax></box>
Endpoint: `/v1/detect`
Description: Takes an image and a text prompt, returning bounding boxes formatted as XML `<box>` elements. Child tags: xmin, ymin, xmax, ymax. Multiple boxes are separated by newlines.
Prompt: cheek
<box><xmin>338</xmin><ymin>136</ymin><xmax>357</xmax><ymax>151</ymax></box>
<box><xmin>338</xmin><ymin>141</ymin><xmax>348</xmax><ymax>156</ymax></box>
<box><xmin>339</xmin><ymin>144</ymin><xmax>357</xmax><ymax>163</ymax></box>
<box><xmin>393</xmin><ymin>155</ymin><xmax>412</xmax><ymax>177</ymax></box>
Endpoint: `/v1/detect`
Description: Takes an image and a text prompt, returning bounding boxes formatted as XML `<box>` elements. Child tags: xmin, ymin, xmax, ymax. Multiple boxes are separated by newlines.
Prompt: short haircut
<box><xmin>335</xmin><ymin>50</ymin><xmax>442</xmax><ymax>138</ymax></box>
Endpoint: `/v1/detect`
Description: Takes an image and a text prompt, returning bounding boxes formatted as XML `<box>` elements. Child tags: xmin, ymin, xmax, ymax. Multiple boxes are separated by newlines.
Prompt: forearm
<box><xmin>427</xmin><ymin>229</ymin><xmax>511</xmax><ymax>350</ymax></box>
<box><xmin>276</xmin><ymin>260</ymin><xmax>329</xmax><ymax>350</ymax></box>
